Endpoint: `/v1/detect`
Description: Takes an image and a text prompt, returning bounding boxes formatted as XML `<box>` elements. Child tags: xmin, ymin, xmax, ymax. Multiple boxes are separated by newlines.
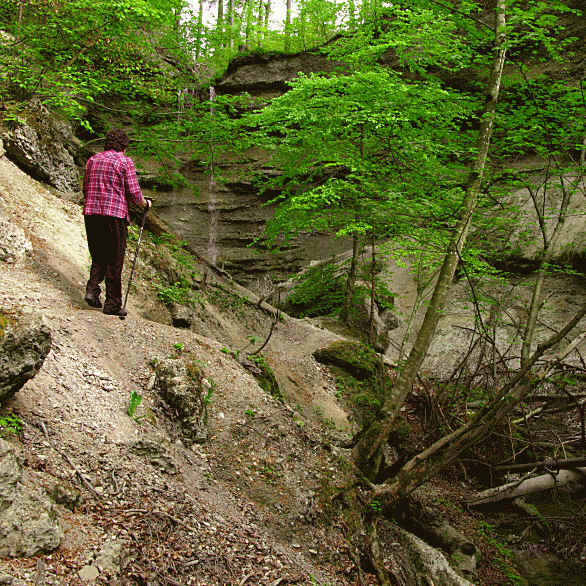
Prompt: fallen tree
<box><xmin>467</xmin><ymin>467</ymin><xmax>586</xmax><ymax>506</ymax></box>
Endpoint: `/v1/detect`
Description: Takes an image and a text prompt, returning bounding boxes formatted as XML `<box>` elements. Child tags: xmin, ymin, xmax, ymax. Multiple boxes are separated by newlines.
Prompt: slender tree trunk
<box><xmin>353</xmin><ymin>0</ymin><xmax>508</xmax><ymax>480</ymax></box>
<box><xmin>217</xmin><ymin>0</ymin><xmax>224</xmax><ymax>43</ymax></box>
<box><xmin>341</xmin><ymin>234</ymin><xmax>359</xmax><ymax>325</ymax></box>
<box><xmin>263</xmin><ymin>1</ymin><xmax>271</xmax><ymax>43</ymax></box>
<box><xmin>348</xmin><ymin>0</ymin><xmax>356</xmax><ymax>28</ymax></box>
<box><xmin>520</xmin><ymin>137</ymin><xmax>584</xmax><ymax>368</ymax></box>
<box><xmin>195</xmin><ymin>0</ymin><xmax>204</xmax><ymax>58</ymax></box>
<box><xmin>245</xmin><ymin>0</ymin><xmax>254</xmax><ymax>49</ymax></box>
<box><xmin>284</xmin><ymin>0</ymin><xmax>292</xmax><ymax>51</ymax></box>
<box><xmin>369</xmin><ymin>236</ymin><xmax>376</xmax><ymax>347</ymax></box>
<box><xmin>228</xmin><ymin>0</ymin><xmax>234</xmax><ymax>50</ymax></box>
<box><xmin>372</xmin><ymin>301</ymin><xmax>586</xmax><ymax>501</ymax></box>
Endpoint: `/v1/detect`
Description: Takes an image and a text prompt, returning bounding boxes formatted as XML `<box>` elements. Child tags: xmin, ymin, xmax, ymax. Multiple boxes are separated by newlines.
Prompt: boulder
<box><xmin>2</xmin><ymin>100</ymin><xmax>81</xmax><ymax>196</ymax></box>
<box><xmin>154</xmin><ymin>358</ymin><xmax>209</xmax><ymax>443</ymax></box>
<box><xmin>170</xmin><ymin>303</ymin><xmax>193</xmax><ymax>328</ymax></box>
<box><xmin>0</xmin><ymin>439</ymin><xmax>63</xmax><ymax>557</ymax></box>
<box><xmin>0</xmin><ymin>218</ymin><xmax>32</xmax><ymax>265</ymax></box>
<box><xmin>314</xmin><ymin>341</ymin><xmax>383</xmax><ymax>381</ymax></box>
<box><xmin>217</xmin><ymin>52</ymin><xmax>346</xmax><ymax>96</ymax></box>
<box><xmin>0</xmin><ymin>309</ymin><xmax>52</xmax><ymax>405</ymax></box>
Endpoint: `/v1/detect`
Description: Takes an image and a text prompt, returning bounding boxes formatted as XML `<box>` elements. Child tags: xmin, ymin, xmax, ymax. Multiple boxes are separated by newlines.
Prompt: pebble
<box><xmin>78</xmin><ymin>565</ymin><xmax>100</xmax><ymax>581</ymax></box>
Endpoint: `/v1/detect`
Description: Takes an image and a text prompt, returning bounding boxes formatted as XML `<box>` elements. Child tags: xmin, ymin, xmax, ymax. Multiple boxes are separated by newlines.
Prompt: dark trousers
<box><xmin>84</xmin><ymin>215</ymin><xmax>128</xmax><ymax>311</ymax></box>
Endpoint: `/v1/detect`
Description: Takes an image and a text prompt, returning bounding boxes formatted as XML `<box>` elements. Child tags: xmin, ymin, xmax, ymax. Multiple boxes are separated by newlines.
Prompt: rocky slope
<box><xmin>0</xmin><ymin>144</ymin><xmax>365</xmax><ymax>584</ymax></box>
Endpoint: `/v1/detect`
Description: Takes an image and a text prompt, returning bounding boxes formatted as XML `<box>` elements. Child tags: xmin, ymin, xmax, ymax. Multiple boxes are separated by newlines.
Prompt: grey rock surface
<box><xmin>129</xmin><ymin>439</ymin><xmax>177</xmax><ymax>474</ymax></box>
<box><xmin>155</xmin><ymin>358</ymin><xmax>208</xmax><ymax>443</ymax></box>
<box><xmin>0</xmin><ymin>573</ymin><xmax>27</xmax><ymax>585</ymax></box>
<box><xmin>347</xmin><ymin>290</ymin><xmax>400</xmax><ymax>353</ymax></box>
<box><xmin>0</xmin><ymin>439</ymin><xmax>62</xmax><ymax>557</ymax></box>
<box><xmin>0</xmin><ymin>309</ymin><xmax>52</xmax><ymax>405</ymax></box>
<box><xmin>95</xmin><ymin>538</ymin><xmax>128</xmax><ymax>574</ymax></box>
<box><xmin>0</xmin><ymin>218</ymin><xmax>32</xmax><ymax>264</ymax></box>
<box><xmin>2</xmin><ymin>100</ymin><xmax>81</xmax><ymax>195</ymax></box>
<box><xmin>170</xmin><ymin>303</ymin><xmax>193</xmax><ymax>328</ymax></box>
<box><xmin>78</xmin><ymin>565</ymin><xmax>100</xmax><ymax>582</ymax></box>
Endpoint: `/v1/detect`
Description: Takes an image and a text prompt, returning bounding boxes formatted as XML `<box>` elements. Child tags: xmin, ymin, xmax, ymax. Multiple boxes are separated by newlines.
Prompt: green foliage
<box><xmin>286</xmin><ymin>263</ymin><xmax>345</xmax><ymax>318</ymax></box>
<box><xmin>478</xmin><ymin>521</ymin><xmax>524</xmax><ymax>585</ymax></box>
<box><xmin>207</xmin><ymin>286</ymin><xmax>247</xmax><ymax>317</ymax></box>
<box><xmin>157</xmin><ymin>280</ymin><xmax>201</xmax><ymax>307</ymax></box>
<box><xmin>203</xmin><ymin>378</ymin><xmax>215</xmax><ymax>409</ymax></box>
<box><xmin>173</xmin><ymin>342</ymin><xmax>184</xmax><ymax>354</ymax></box>
<box><xmin>127</xmin><ymin>390</ymin><xmax>143</xmax><ymax>420</ymax></box>
<box><xmin>0</xmin><ymin>413</ymin><xmax>23</xmax><ymax>437</ymax></box>
<box><xmin>0</xmin><ymin>0</ymin><xmax>186</xmax><ymax>121</ymax></box>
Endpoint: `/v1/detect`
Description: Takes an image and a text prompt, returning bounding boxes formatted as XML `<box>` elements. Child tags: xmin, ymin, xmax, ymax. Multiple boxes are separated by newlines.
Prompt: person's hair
<box><xmin>104</xmin><ymin>129</ymin><xmax>129</xmax><ymax>152</ymax></box>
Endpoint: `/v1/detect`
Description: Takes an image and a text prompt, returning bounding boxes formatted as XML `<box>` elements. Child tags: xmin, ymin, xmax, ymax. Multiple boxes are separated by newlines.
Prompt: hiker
<box><xmin>82</xmin><ymin>128</ymin><xmax>151</xmax><ymax>317</ymax></box>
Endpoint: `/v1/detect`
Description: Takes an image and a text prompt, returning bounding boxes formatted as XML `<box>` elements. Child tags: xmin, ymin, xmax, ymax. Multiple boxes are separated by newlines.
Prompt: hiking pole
<box><xmin>120</xmin><ymin>200</ymin><xmax>151</xmax><ymax>321</ymax></box>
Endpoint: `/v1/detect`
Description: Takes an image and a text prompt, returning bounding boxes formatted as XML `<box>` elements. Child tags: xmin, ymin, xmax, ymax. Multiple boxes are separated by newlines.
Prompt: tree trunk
<box><xmin>369</xmin><ymin>236</ymin><xmax>376</xmax><ymax>347</ymax></box>
<box><xmin>284</xmin><ymin>0</ymin><xmax>292</xmax><ymax>51</ymax></box>
<box><xmin>257</xmin><ymin>0</ymin><xmax>264</xmax><ymax>47</ymax></box>
<box><xmin>217</xmin><ymin>0</ymin><xmax>224</xmax><ymax>41</ymax></box>
<box><xmin>341</xmin><ymin>233</ymin><xmax>359</xmax><ymax>325</ymax></box>
<box><xmin>228</xmin><ymin>0</ymin><xmax>234</xmax><ymax>50</ymax></box>
<box><xmin>467</xmin><ymin>468</ymin><xmax>586</xmax><ymax>506</ymax></box>
<box><xmin>371</xmin><ymin>302</ymin><xmax>586</xmax><ymax>501</ymax></box>
<box><xmin>195</xmin><ymin>0</ymin><xmax>204</xmax><ymax>58</ymax></box>
<box><xmin>353</xmin><ymin>0</ymin><xmax>508</xmax><ymax>480</ymax></box>
<box><xmin>244</xmin><ymin>0</ymin><xmax>254</xmax><ymax>49</ymax></box>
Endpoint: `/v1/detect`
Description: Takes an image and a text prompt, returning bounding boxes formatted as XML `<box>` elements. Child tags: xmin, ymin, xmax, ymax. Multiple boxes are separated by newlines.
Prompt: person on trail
<box><xmin>82</xmin><ymin>128</ymin><xmax>151</xmax><ymax>317</ymax></box>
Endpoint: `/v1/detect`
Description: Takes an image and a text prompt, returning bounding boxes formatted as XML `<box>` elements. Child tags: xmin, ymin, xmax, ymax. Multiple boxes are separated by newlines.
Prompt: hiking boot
<box><xmin>84</xmin><ymin>293</ymin><xmax>102</xmax><ymax>308</ymax></box>
<box><xmin>103</xmin><ymin>306</ymin><xmax>127</xmax><ymax>317</ymax></box>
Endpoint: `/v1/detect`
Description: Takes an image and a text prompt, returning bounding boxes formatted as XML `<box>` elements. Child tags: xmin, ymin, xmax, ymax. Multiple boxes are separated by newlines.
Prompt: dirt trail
<box><xmin>0</xmin><ymin>155</ymin><xmax>356</xmax><ymax>584</ymax></box>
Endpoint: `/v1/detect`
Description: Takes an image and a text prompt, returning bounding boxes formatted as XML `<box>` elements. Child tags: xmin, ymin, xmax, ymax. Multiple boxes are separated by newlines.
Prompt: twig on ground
<box><xmin>39</xmin><ymin>421</ymin><xmax>102</xmax><ymax>499</ymax></box>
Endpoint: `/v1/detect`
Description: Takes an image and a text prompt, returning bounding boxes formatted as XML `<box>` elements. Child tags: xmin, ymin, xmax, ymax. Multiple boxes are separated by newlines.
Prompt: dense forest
<box><xmin>0</xmin><ymin>0</ymin><xmax>585</xmax><ymax>584</ymax></box>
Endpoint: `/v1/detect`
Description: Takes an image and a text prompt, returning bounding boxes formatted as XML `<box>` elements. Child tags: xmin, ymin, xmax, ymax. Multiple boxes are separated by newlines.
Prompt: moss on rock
<box><xmin>313</xmin><ymin>340</ymin><xmax>382</xmax><ymax>380</ymax></box>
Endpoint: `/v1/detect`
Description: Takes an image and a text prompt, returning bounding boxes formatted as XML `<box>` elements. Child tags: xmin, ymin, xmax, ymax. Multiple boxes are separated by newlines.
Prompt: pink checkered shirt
<box><xmin>83</xmin><ymin>150</ymin><xmax>145</xmax><ymax>222</ymax></box>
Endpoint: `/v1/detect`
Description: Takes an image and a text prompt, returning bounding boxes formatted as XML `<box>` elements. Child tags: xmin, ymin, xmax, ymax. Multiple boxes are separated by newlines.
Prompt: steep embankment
<box><xmin>0</xmin><ymin>150</ymin><xmax>357</xmax><ymax>583</ymax></box>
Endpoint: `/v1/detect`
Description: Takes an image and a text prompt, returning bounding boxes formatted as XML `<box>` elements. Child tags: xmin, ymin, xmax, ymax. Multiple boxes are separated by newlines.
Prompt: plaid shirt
<box><xmin>83</xmin><ymin>150</ymin><xmax>145</xmax><ymax>222</ymax></box>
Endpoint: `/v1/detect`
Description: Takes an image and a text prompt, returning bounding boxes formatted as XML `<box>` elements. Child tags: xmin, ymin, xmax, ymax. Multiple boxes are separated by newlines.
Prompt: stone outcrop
<box><xmin>217</xmin><ymin>51</ymin><xmax>346</xmax><ymax>97</ymax></box>
<box><xmin>491</xmin><ymin>166</ymin><xmax>586</xmax><ymax>272</ymax></box>
<box><xmin>0</xmin><ymin>439</ymin><xmax>62</xmax><ymax>557</ymax></box>
<box><xmin>0</xmin><ymin>218</ymin><xmax>32</xmax><ymax>265</ymax></box>
<box><xmin>0</xmin><ymin>310</ymin><xmax>52</xmax><ymax>406</ymax></box>
<box><xmin>170</xmin><ymin>303</ymin><xmax>194</xmax><ymax>329</ymax></box>
<box><xmin>154</xmin><ymin>358</ymin><xmax>210</xmax><ymax>444</ymax></box>
<box><xmin>314</xmin><ymin>341</ymin><xmax>383</xmax><ymax>381</ymax></box>
<box><xmin>346</xmin><ymin>287</ymin><xmax>400</xmax><ymax>353</ymax></box>
<box><xmin>1</xmin><ymin>100</ymin><xmax>81</xmax><ymax>197</ymax></box>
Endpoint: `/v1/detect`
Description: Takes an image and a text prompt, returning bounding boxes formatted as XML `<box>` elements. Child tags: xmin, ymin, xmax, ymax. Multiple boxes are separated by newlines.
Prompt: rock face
<box><xmin>492</xmin><ymin>165</ymin><xmax>586</xmax><ymax>272</ymax></box>
<box><xmin>347</xmin><ymin>289</ymin><xmax>400</xmax><ymax>353</ymax></box>
<box><xmin>154</xmin><ymin>358</ymin><xmax>209</xmax><ymax>443</ymax></box>
<box><xmin>0</xmin><ymin>439</ymin><xmax>63</xmax><ymax>557</ymax></box>
<box><xmin>149</xmin><ymin>52</ymin><xmax>352</xmax><ymax>287</ymax></box>
<box><xmin>170</xmin><ymin>303</ymin><xmax>193</xmax><ymax>328</ymax></box>
<box><xmin>0</xmin><ymin>310</ymin><xmax>52</xmax><ymax>405</ymax></box>
<box><xmin>217</xmin><ymin>51</ymin><xmax>346</xmax><ymax>97</ymax></box>
<box><xmin>0</xmin><ymin>218</ymin><xmax>32</xmax><ymax>265</ymax></box>
<box><xmin>2</xmin><ymin>100</ymin><xmax>81</xmax><ymax>196</ymax></box>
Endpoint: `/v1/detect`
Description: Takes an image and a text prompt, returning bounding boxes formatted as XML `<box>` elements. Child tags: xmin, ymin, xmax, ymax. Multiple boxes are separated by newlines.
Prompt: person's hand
<box><xmin>144</xmin><ymin>198</ymin><xmax>152</xmax><ymax>209</ymax></box>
